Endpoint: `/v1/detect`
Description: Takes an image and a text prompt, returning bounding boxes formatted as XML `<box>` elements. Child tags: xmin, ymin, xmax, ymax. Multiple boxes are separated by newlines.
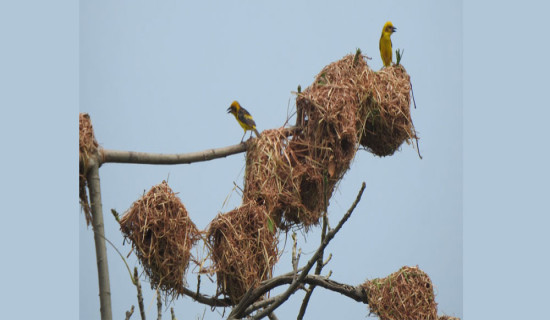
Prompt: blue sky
<box><xmin>79</xmin><ymin>1</ymin><xmax>461</xmax><ymax>319</ymax></box>
<box><xmin>2</xmin><ymin>1</ymin><xmax>550</xmax><ymax>320</ymax></box>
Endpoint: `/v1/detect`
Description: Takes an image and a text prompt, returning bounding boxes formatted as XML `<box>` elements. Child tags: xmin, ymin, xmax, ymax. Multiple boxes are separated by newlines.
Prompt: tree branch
<box><xmin>298</xmin><ymin>202</ymin><xmax>330</xmax><ymax>319</ymax></box>
<box><xmin>229</xmin><ymin>182</ymin><xmax>367</xmax><ymax>319</ymax></box>
<box><xmin>179</xmin><ymin>286</ymin><xmax>232</xmax><ymax>307</ymax></box>
<box><xmin>134</xmin><ymin>268</ymin><xmax>146</xmax><ymax>320</ymax></box>
<box><xmin>125</xmin><ymin>305</ymin><xmax>135</xmax><ymax>320</ymax></box>
<box><xmin>100</xmin><ymin>143</ymin><xmax>246</xmax><ymax>166</ymax></box>
<box><xmin>157</xmin><ymin>290</ymin><xmax>162</xmax><ymax>320</ymax></box>
<box><xmin>243</xmin><ymin>274</ymin><xmax>368</xmax><ymax>316</ymax></box>
<box><xmin>96</xmin><ymin>127</ymin><xmax>300</xmax><ymax>166</ymax></box>
<box><xmin>87</xmin><ymin>160</ymin><xmax>113</xmax><ymax>320</ymax></box>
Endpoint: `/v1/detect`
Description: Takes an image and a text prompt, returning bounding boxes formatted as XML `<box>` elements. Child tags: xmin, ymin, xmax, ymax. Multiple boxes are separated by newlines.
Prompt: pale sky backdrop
<box><xmin>4</xmin><ymin>1</ymin><xmax>550</xmax><ymax>320</ymax></box>
<box><xmin>79</xmin><ymin>1</ymin><xmax>462</xmax><ymax>319</ymax></box>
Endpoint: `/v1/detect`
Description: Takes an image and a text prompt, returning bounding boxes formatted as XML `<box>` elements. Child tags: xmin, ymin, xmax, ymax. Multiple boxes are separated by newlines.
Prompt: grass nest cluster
<box><xmin>206</xmin><ymin>201</ymin><xmax>278</xmax><ymax>304</ymax></box>
<box><xmin>362</xmin><ymin>266</ymin><xmax>438</xmax><ymax>320</ymax></box>
<box><xmin>119</xmin><ymin>181</ymin><xmax>200</xmax><ymax>297</ymax></box>
<box><xmin>242</xmin><ymin>53</ymin><xmax>417</xmax><ymax>229</ymax></box>
<box><xmin>79</xmin><ymin>113</ymin><xmax>99</xmax><ymax>225</ymax></box>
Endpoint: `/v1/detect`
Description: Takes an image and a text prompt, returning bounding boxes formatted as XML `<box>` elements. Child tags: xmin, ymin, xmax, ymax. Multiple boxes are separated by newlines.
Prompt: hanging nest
<box><xmin>206</xmin><ymin>201</ymin><xmax>278</xmax><ymax>304</ymax></box>
<box><xmin>438</xmin><ymin>316</ymin><xmax>461</xmax><ymax>320</ymax></box>
<box><xmin>362</xmin><ymin>265</ymin><xmax>438</xmax><ymax>320</ymax></box>
<box><xmin>243</xmin><ymin>128</ymin><xmax>316</xmax><ymax>230</ymax></box>
<box><xmin>79</xmin><ymin>113</ymin><xmax>99</xmax><ymax>225</ymax></box>
<box><xmin>358</xmin><ymin>64</ymin><xmax>418</xmax><ymax>157</ymax></box>
<box><xmin>119</xmin><ymin>181</ymin><xmax>200</xmax><ymax>297</ymax></box>
<box><xmin>239</xmin><ymin>52</ymin><xmax>417</xmax><ymax>230</ymax></box>
<box><xmin>288</xmin><ymin>53</ymin><xmax>365</xmax><ymax>225</ymax></box>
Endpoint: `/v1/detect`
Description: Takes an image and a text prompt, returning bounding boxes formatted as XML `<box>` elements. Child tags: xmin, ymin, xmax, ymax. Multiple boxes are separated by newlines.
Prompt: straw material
<box><xmin>362</xmin><ymin>266</ymin><xmax>438</xmax><ymax>320</ymax></box>
<box><xmin>79</xmin><ymin>113</ymin><xmax>99</xmax><ymax>225</ymax></box>
<box><xmin>358</xmin><ymin>64</ymin><xmax>418</xmax><ymax>156</ymax></box>
<box><xmin>288</xmin><ymin>54</ymin><xmax>366</xmax><ymax>226</ymax></box>
<box><xmin>207</xmin><ymin>201</ymin><xmax>278</xmax><ymax>304</ymax></box>
<box><xmin>120</xmin><ymin>181</ymin><xmax>200</xmax><ymax>297</ymax></box>
<box><xmin>242</xmin><ymin>54</ymin><xmax>417</xmax><ymax>229</ymax></box>
<box><xmin>243</xmin><ymin>128</ymin><xmax>313</xmax><ymax>229</ymax></box>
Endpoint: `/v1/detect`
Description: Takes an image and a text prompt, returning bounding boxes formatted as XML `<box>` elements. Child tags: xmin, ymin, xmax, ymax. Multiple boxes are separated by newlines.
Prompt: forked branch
<box><xmin>228</xmin><ymin>182</ymin><xmax>366</xmax><ymax>319</ymax></box>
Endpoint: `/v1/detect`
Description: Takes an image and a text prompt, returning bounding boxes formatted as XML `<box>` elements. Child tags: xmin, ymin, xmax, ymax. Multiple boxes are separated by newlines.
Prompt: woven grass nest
<box><xmin>359</xmin><ymin>64</ymin><xmax>418</xmax><ymax>157</ymax></box>
<box><xmin>79</xmin><ymin>113</ymin><xmax>99</xmax><ymax>225</ymax></box>
<box><xmin>290</xmin><ymin>54</ymin><xmax>363</xmax><ymax>225</ymax></box>
<box><xmin>119</xmin><ymin>181</ymin><xmax>200</xmax><ymax>297</ymax></box>
<box><xmin>242</xmin><ymin>53</ymin><xmax>417</xmax><ymax>229</ymax></box>
<box><xmin>243</xmin><ymin>128</ymin><xmax>318</xmax><ymax>230</ymax></box>
<box><xmin>297</xmin><ymin>52</ymin><xmax>417</xmax><ymax>158</ymax></box>
<box><xmin>362</xmin><ymin>266</ymin><xmax>438</xmax><ymax>320</ymax></box>
<box><xmin>207</xmin><ymin>201</ymin><xmax>279</xmax><ymax>304</ymax></box>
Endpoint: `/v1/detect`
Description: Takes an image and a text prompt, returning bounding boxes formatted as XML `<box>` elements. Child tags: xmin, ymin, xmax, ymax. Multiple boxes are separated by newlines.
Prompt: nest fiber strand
<box><xmin>79</xmin><ymin>113</ymin><xmax>99</xmax><ymax>225</ymax></box>
<box><xmin>362</xmin><ymin>266</ymin><xmax>438</xmax><ymax>320</ymax></box>
<box><xmin>207</xmin><ymin>201</ymin><xmax>278</xmax><ymax>304</ymax></box>
<box><xmin>120</xmin><ymin>181</ymin><xmax>200</xmax><ymax>297</ymax></box>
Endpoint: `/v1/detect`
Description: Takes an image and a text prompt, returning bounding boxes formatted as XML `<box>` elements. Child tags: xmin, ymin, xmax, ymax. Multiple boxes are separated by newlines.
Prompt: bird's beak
<box><xmin>392</xmin><ymin>26</ymin><xmax>397</xmax><ymax>32</ymax></box>
<box><xmin>226</xmin><ymin>107</ymin><xmax>232</xmax><ymax>113</ymax></box>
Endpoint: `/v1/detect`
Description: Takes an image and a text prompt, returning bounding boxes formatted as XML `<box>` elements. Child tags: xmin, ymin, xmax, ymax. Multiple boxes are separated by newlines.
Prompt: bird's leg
<box><xmin>240</xmin><ymin>131</ymin><xmax>246</xmax><ymax>143</ymax></box>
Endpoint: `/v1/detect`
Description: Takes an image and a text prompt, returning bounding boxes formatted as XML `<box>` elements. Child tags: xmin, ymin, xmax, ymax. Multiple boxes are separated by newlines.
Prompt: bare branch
<box><xmin>125</xmin><ymin>305</ymin><xmax>135</xmax><ymax>320</ymax></box>
<box><xmin>100</xmin><ymin>144</ymin><xmax>246</xmax><ymax>166</ymax></box>
<box><xmin>87</xmin><ymin>160</ymin><xmax>113</xmax><ymax>320</ymax></box>
<box><xmin>170</xmin><ymin>308</ymin><xmax>176</xmax><ymax>320</ymax></box>
<box><xmin>80</xmin><ymin>114</ymin><xmax>302</xmax><ymax>168</ymax></box>
<box><xmin>229</xmin><ymin>182</ymin><xmax>367</xmax><ymax>319</ymax></box>
<box><xmin>298</xmin><ymin>208</ymin><xmax>330</xmax><ymax>319</ymax></box>
<box><xmin>157</xmin><ymin>290</ymin><xmax>162</xmax><ymax>320</ymax></box>
<box><xmin>267</xmin><ymin>312</ymin><xmax>279</xmax><ymax>320</ymax></box>
<box><xmin>96</xmin><ymin>126</ymin><xmax>300</xmax><ymax>166</ymax></box>
<box><xmin>179</xmin><ymin>286</ymin><xmax>232</xmax><ymax>307</ymax></box>
<box><xmin>134</xmin><ymin>268</ymin><xmax>146</xmax><ymax>320</ymax></box>
<box><xmin>243</xmin><ymin>274</ymin><xmax>368</xmax><ymax>316</ymax></box>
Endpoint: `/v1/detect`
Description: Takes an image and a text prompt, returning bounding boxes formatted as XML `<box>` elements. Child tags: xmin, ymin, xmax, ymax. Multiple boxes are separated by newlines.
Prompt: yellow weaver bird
<box><xmin>379</xmin><ymin>21</ymin><xmax>397</xmax><ymax>67</ymax></box>
<box><xmin>227</xmin><ymin>100</ymin><xmax>261</xmax><ymax>142</ymax></box>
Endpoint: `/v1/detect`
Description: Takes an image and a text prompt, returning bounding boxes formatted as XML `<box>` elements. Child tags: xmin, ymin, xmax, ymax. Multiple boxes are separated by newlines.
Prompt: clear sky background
<box><xmin>2</xmin><ymin>1</ymin><xmax>550</xmax><ymax>320</ymax></box>
<box><xmin>79</xmin><ymin>1</ymin><xmax>461</xmax><ymax>319</ymax></box>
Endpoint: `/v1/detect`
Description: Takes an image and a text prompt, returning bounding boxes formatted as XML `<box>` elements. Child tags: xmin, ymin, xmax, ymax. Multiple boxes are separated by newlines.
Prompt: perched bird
<box><xmin>379</xmin><ymin>21</ymin><xmax>397</xmax><ymax>67</ymax></box>
<box><xmin>227</xmin><ymin>100</ymin><xmax>261</xmax><ymax>142</ymax></box>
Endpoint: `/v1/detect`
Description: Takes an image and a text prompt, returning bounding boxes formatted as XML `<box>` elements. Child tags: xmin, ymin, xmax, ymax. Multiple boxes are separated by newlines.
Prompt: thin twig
<box><xmin>179</xmin><ymin>286</ymin><xmax>232</xmax><ymax>307</ymax></box>
<box><xmin>125</xmin><ymin>306</ymin><xmax>135</xmax><ymax>320</ymax></box>
<box><xmin>157</xmin><ymin>290</ymin><xmax>162</xmax><ymax>320</ymax></box>
<box><xmin>297</xmin><ymin>207</ymin><xmax>329</xmax><ymax>319</ymax></box>
<box><xmin>243</xmin><ymin>274</ymin><xmax>369</xmax><ymax>316</ymax></box>
<box><xmin>87</xmin><ymin>160</ymin><xmax>113</xmax><ymax>320</ymax></box>
<box><xmin>170</xmin><ymin>308</ymin><xmax>176</xmax><ymax>320</ymax></box>
<box><xmin>134</xmin><ymin>268</ymin><xmax>146</xmax><ymax>320</ymax></box>
<box><xmin>230</xmin><ymin>182</ymin><xmax>366</xmax><ymax>319</ymax></box>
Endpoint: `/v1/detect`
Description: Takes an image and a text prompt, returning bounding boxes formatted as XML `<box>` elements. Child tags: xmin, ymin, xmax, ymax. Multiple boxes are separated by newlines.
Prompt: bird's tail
<box><xmin>254</xmin><ymin>128</ymin><xmax>261</xmax><ymax>138</ymax></box>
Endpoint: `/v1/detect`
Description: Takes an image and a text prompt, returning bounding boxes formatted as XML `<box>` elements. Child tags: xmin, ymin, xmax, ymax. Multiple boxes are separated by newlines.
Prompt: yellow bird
<box><xmin>379</xmin><ymin>21</ymin><xmax>397</xmax><ymax>67</ymax></box>
<box><xmin>227</xmin><ymin>101</ymin><xmax>261</xmax><ymax>142</ymax></box>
